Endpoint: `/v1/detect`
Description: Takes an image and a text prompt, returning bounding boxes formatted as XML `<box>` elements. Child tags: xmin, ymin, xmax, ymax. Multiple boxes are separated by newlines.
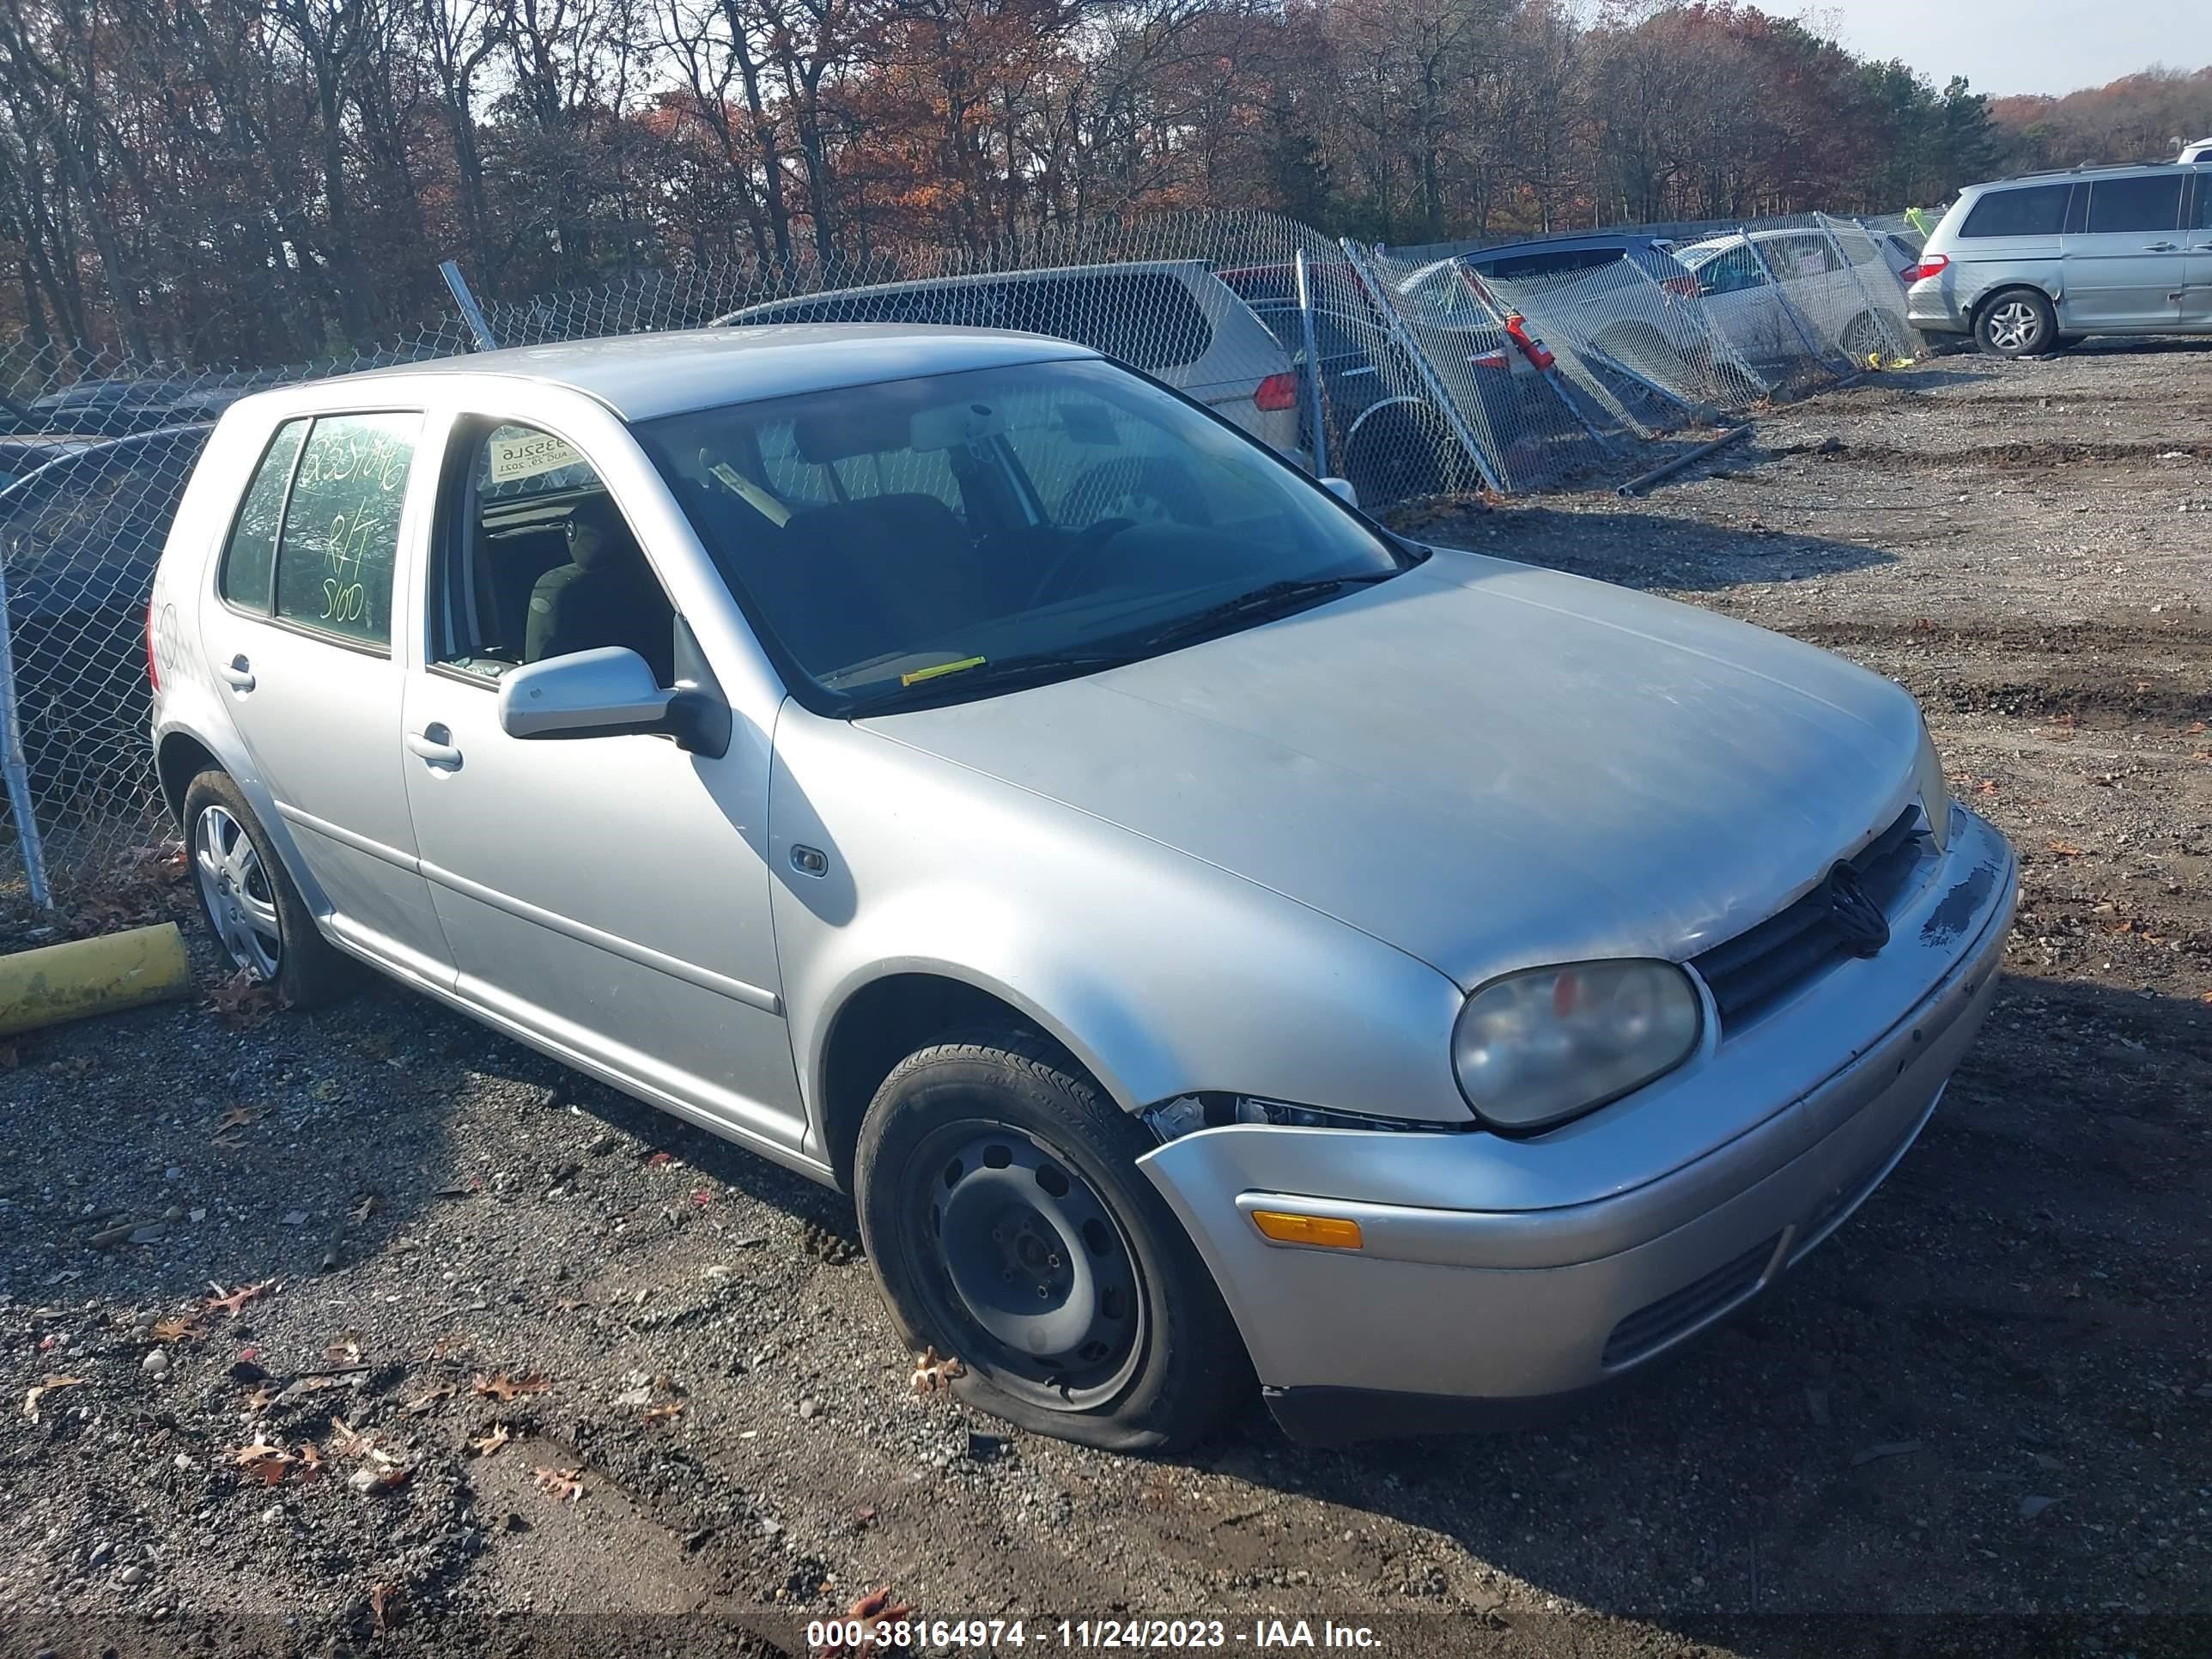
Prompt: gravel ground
<box><xmin>3</xmin><ymin>343</ymin><xmax>2209</xmax><ymax>1659</ymax></box>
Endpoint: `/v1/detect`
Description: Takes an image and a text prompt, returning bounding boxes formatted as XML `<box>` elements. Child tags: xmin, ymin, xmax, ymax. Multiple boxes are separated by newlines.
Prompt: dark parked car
<box><xmin>1218</xmin><ymin>260</ymin><xmax>1549</xmax><ymax>502</ymax></box>
<box><xmin>0</xmin><ymin>424</ymin><xmax>210</xmax><ymax>797</ymax></box>
<box><xmin>1458</xmin><ymin>231</ymin><xmax>1698</xmax><ymax>294</ymax></box>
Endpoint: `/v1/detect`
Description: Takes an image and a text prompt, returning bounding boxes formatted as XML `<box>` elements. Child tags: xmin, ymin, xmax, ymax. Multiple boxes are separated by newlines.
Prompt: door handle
<box><xmin>2144</xmin><ymin>241</ymin><xmax>2179</xmax><ymax>252</ymax></box>
<box><xmin>218</xmin><ymin>655</ymin><xmax>255</xmax><ymax>692</ymax></box>
<box><xmin>405</xmin><ymin>726</ymin><xmax>463</xmax><ymax>769</ymax></box>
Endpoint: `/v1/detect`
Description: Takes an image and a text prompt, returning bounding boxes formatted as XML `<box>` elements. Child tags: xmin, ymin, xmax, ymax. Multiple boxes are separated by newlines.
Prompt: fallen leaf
<box><xmin>471</xmin><ymin>1424</ymin><xmax>512</xmax><ymax>1457</ymax></box>
<box><xmin>909</xmin><ymin>1346</ymin><xmax>966</xmax><ymax>1395</ymax></box>
<box><xmin>324</xmin><ymin>1334</ymin><xmax>363</xmax><ymax>1367</ymax></box>
<box><xmin>207</xmin><ymin>968</ymin><xmax>282</xmax><ymax>1030</ymax></box>
<box><xmin>814</xmin><ymin>1588</ymin><xmax>918</xmax><ymax>1655</ymax></box>
<box><xmin>533</xmin><ymin>1465</ymin><xmax>586</xmax><ymax>1503</ymax></box>
<box><xmin>24</xmin><ymin>1376</ymin><xmax>86</xmax><ymax>1422</ymax></box>
<box><xmin>642</xmin><ymin>1401</ymin><xmax>684</xmax><ymax>1425</ymax></box>
<box><xmin>215</xmin><ymin>1104</ymin><xmax>258</xmax><ymax>1129</ymax></box>
<box><xmin>232</xmin><ymin>1442</ymin><xmax>295</xmax><ymax>1485</ymax></box>
<box><xmin>245</xmin><ymin>1384</ymin><xmax>278</xmax><ymax>1413</ymax></box>
<box><xmin>2045</xmin><ymin>840</ymin><xmax>2085</xmax><ymax>858</ymax></box>
<box><xmin>204</xmin><ymin>1279</ymin><xmax>277</xmax><ymax>1317</ymax></box>
<box><xmin>473</xmin><ymin>1372</ymin><xmax>550</xmax><ymax>1402</ymax></box>
<box><xmin>404</xmin><ymin>1383</ymin><xmax>455</xmax><ymax>1415</ymax></box>
<box><xmin>369</xmin><ymin>1580</ymin><xmax>401</xmax><ymax>1632</ymax></box>
<box><xmin>151</xmin><ymin>1314</ymin><xmax>204</xmax><ymax>1345</ymax></box>
<box><xmin>296</xmin><ymin>1441</ymin><xmax>325</xmax><ymax>1480</ymax></box>
<box><xmin>327</xmin><ymin>1417</ymin><xmax>372</xmax><ymax>1458</ymax></box>
<box><xmin>349</xmin><ymin>1194</ymin><xmax>380</xmax><ymax>1224</ymax></box>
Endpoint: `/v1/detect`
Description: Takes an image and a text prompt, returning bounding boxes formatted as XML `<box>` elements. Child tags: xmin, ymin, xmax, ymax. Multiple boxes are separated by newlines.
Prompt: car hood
<box><xmin>867</xmin><ymin>549</ymin><xmax>1924</xmax><ymax>989</ymax></box>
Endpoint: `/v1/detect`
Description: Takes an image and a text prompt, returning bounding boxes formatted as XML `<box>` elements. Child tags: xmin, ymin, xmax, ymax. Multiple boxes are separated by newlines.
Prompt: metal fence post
<box><xmin>1292</xmin><ymin>251</ymin><xmax>1329</xmax><ymax>478</ymax></box>
<box><xmin>1740</xmin><ymin>227</ymin><xmax>1847</xmax><ymax>374</ymax></box>
<box><xmin>1336</xmin><ymin>238</ymin><xmax>1504</xmax><ymax>495</ymax></box>
<box><xmin>0</xmin><ymin>552</ymin><xmax>52</xmax><ymax>909</ymax></box>
<box><xmin>441</xmin><ymin>260</ymin><xmax>503</xmax><ymax>352</ymax></box>
<box><xmin>1815</xmin><ymin>216</ymin><xmax>1904</xmax><ymax>366</ymax></box>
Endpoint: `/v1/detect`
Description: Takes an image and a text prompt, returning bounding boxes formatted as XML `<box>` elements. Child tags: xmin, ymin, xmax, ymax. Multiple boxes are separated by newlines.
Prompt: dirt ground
<box><xmin>3</xmin><ymin>342</ymin><xmax>2209</xmax><ymax>1659</ymax></box>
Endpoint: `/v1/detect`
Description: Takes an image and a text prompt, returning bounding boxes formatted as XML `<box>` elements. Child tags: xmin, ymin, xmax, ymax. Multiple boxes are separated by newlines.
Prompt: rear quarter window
<box><xmin>1479</xmin><ymin>248</ymin><xmax>1625</xmax><ymax>280</ymax></box>
<box><xmin>734</xmin><ymin>274</ymin><xmax>1214</xmax><ymax>372</ymax></box>
<box><xmin>1959</xmin><ymin>184</ymin><xmax>2070</xmax><ymax>239</ymax></box>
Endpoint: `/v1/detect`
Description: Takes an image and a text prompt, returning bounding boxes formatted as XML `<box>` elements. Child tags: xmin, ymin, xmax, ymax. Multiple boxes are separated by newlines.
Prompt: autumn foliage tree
<box><xmin>0</xmin><ymin>0</ymin><xmax>2197</xmax><ymax>367</ymax></box>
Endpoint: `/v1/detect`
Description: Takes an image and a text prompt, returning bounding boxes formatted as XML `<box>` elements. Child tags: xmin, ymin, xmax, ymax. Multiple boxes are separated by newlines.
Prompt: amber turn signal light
<box><xmin>1249</xmin><ymin>1210</ymin><xmax>1364</xmax><ymax>1249</ymax></box>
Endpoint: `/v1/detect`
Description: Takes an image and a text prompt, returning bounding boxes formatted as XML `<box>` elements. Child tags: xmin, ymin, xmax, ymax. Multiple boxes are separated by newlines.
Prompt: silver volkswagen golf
<box><xmin>148</xmin><ymin>325</ymin><xmax>2016</xmax><ymax>1449</ymax></box>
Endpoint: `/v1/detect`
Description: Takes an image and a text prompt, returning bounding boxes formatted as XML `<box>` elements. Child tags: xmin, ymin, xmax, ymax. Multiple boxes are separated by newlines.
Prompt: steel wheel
<box><xmin>194</xmin><ymin>803</ymin><xmax>282</xmax><ymax>981</ymax></box>
<box><xmin>906</xmin><ymin>1120</ymin><xmax>1145</xmax><ymax>1409</ymax></box>
<box><xmin>1984</xmin><ymin>299</ymin><xmax>2042</xmax><ymax>354</ymax></box>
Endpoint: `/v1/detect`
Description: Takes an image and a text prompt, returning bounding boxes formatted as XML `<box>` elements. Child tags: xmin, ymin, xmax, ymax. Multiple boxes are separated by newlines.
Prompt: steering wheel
<box><xmin>1028</xmin><ymin>516</ymin><xmax>1136</xmax><ymax>606</ymax></box>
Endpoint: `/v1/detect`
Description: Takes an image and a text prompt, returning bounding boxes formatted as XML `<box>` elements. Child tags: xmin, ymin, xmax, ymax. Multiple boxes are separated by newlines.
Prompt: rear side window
<box><xmin>2085</xmin><ymin>173</ymin><xmax>2183</xmax><ymax>234</ymax></box>
<box><xmin>271</xmin><ymin>414</ymin><xmax>420</xmax><ymax>646</ymax></box>
<box><xmin>220</xmin><ymin>421</ymin><xmax>308</xmax><ymax>613</ymax></box>
<box><xmin>1480</xmin><ymin>248</ymin><xmax>1623</xmax><ymax>280</ymax></box>
<box><xmin>1694</xmin><ymin>246</ymin><xmax>1766</xmax><ymax>296</ymax></box>
<box><xmin>738</xmin><ymin>274</ymin><xmax>1213</xmax><ymax>371</ymax></box>
<box><xmin>2195</xmin><ymin>173</ymin><xmax>2212</xmax><ymax>229</ymax></box>
<box><xmin>1959</xmin><ymin>184</ymin><xmax>2070</xmax><ymax>238</ymax></box>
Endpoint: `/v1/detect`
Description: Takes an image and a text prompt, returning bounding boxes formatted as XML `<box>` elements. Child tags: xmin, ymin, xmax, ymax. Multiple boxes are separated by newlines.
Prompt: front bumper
<box><xmin>1138</xmin><ymin>807</ymin><xmax>2017</xmax><ymax>1443</ymax></box>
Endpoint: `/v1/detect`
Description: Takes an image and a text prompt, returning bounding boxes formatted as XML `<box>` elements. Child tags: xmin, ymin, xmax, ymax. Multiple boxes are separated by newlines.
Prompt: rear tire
<box><xmin>183</xmin><ymin>769</ymin><xmax>356</xmax><ymax>1009</ymax></box>
<box><xmin>1344</xmin><ymin>408</ymin><xmax>1456</xmax><ymax>506</ymax></box>
<box><xmin>1976</xmin><ymin>288</ymin><xmax>2056</xmax><ymax>357</ymax></box>
<box><xmin>854</xmin><ymin>1027</ymin><xmax>1246</xmax><ymax>1452</ymax></box>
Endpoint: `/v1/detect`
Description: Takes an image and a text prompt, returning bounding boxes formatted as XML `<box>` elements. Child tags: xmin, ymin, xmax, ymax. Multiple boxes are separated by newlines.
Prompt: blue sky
<box><xmin>1815</xmin><ymin>0</ymin><xmax>2204</xmax><ymax>98</ymax></box>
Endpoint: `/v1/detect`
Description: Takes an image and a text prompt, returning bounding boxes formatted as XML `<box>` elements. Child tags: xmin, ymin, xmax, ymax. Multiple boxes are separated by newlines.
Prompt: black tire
<box><xmin>1343</xmin><ymin>408</ymin><xmax>1455</xmax><ymax>507</ymax></box>
<box><xmin>854</xmin><ymin>1027</ymin><xmax>1246</xmax><ymax>1452</ymax></box>
<box><xmin>182</xmin><ymin>769</ymin><xmax>356</xmax><ymax>1008</ymax></box>
<box><xmin>1976</xmin><ymin>288</ymin><xmax>2057</xmax><ymax>358</ymax></box>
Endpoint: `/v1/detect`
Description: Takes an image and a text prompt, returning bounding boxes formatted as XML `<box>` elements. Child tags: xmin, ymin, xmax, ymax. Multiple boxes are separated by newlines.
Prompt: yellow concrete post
<box><xmin>0</xmin><ymin>923</ymin><xmax>194</xmax><ymax>1037</ymax></box>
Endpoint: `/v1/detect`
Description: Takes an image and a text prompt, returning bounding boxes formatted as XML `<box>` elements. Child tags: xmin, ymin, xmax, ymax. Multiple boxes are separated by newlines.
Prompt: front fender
<box><xmin>767</xmin><ymin>708</ymin><xmax>1472</xmax><ymax>1152</ymax></box>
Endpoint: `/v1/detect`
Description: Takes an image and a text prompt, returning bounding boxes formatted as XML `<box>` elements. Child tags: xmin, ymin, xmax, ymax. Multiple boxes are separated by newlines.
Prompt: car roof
<box><xmin>1964</xmin><ymin>158</ymin><xmax>2198</xmax><ymax>191</ymax></box>
<box><xmin>1462</xmin><ymin>231</ymin><xmax>1668</xmax><ymax>264</ymax></box>
<box><xmin>718</xmin><ymin>259</ymin><xmax>1222</xmax><ymax>322</ymax></box>
<box><xmin>254</xmin><ymin>324</ymin><xmax>1100</xmax><ymax>423</ymax></box>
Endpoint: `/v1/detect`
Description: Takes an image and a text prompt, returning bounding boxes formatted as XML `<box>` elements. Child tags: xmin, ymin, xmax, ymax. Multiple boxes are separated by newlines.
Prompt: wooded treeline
<box><xmin>3</xmin><ymin>0</ymin><xmax>2206</xmax><ymax>367</ymax></box>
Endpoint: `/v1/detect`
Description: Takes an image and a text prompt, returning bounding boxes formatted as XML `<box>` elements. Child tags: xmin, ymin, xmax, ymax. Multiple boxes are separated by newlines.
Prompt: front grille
<box><xmin>1692</xmin><ymin>807</ymin><xmax>1926</xmax><ymax>1030</ymax></box>
<box><xmin>1601</xmin><ymin>1234</ymin><xmax>1780</xmax><ymax>1367</ymax></box>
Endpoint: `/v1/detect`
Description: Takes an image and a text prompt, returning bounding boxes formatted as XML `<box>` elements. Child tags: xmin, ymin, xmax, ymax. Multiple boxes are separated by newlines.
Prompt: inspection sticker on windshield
<box><xmin>488</xmin><ymin>429</ymin><xmax>586</xmax><ymax>484</ymax></box>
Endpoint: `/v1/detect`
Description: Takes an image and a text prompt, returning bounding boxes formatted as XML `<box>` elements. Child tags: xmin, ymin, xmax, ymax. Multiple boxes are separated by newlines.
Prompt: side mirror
<box><xmin>499</xmin><ymin>647</ymin><xmax>674</xmax><ymax>742</ymax></box>
<box><xmin>1320</xmin><ymin>477</ymin><xmax>1359</xmax><ymax>509</ymax></box>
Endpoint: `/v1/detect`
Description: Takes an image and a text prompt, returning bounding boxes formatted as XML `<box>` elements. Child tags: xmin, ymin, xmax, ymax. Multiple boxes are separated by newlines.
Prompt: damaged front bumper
<box><xmin>1137</xmin><ymin>806</ymin><xmax>2018</xmax><ymax>1444</ymax></box>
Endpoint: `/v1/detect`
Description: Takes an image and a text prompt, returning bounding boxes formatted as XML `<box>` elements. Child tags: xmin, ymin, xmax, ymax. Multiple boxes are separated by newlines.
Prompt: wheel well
<box><xmin>816</xmin><ymin>974</ymin><xmax>1048</xmax><ymax>1191</ymax></box>
<box><xmin>156</xmin><ymin>732</ymin><xmax>219</xmax><ymax>827</ymax></box>
<box><xmin>1971</xmin><ymin>284</ymin><xmax>2051</xmax><ymax>327</ymax></box>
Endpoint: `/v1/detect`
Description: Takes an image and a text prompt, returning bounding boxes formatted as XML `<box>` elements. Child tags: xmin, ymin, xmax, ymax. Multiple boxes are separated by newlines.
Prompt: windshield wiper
<box><xmin>1134</xmin><ymin>571</ymin><xmax>1397</xmax><ymax>653</ymax></box>
<box><xmin>838</xmin><ymin>649</ymin><xmax>1141</xmax><ymax>716</ymax></box>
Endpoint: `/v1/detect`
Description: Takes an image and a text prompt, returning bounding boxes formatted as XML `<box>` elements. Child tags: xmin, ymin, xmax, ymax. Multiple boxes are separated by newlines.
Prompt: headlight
<box><xmin>1452</xmin><ymin>959</ymin><xmax>1702</xmax><ymax>1133</ymax></box>
<box><xmin>1913</xmin><ymin>718</ymin><xmax>1952</xmax><ymax>853</ymax></box>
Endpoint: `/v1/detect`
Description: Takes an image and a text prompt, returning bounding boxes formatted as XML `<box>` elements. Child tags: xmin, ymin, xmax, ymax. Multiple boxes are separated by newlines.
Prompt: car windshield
<box><xmin>633</xmin><ymin>357</ymin><xmax>1412</xmax><ymax>714</ymax></box>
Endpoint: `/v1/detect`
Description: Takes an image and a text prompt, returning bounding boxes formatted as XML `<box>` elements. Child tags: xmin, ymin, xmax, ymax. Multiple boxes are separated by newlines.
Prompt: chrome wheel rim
<box><xmin>1987</xmin><ymin>301</ymin><xmax>2039</xmax><ymax>352</ymax></box>
<box><xmin>194</xmin><ymin>805</ymin><xmax>281</xmax><ymax>981</ymax></box>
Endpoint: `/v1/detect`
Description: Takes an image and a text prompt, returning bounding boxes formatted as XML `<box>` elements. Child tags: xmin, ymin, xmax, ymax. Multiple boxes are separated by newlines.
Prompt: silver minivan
<box><xmin>149</xmin><ymin>326</ymin><xmax>2015</xmax><ymax>1450</ymax></box>
<box><xmin>1906</xmin><ymin>161</ymin><xmax>2212</xmax><ymax>355</ymax></box>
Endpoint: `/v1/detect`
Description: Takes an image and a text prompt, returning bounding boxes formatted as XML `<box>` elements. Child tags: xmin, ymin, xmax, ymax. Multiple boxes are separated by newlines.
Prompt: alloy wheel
<box><xmin>194</xmin><ymin>804</ymin><xmax>282</xmax><ymax>981</ymax></box>
<box><xmin>1985</xmin><ymin>301</ymin><xmax>2040</xmax><ymax>353</ymax></box>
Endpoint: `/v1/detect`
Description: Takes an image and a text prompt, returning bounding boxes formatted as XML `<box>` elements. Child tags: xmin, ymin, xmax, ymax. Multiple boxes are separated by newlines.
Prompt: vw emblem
<box><xmin>1824</xmin><ymin>862</ymin><xmax>1890</xmax><ymax>957</ymax></box>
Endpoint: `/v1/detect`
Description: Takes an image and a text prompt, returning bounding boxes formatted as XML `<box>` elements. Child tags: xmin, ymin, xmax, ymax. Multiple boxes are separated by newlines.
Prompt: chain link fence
<box><xmin>2</xmin><ymin>206</ymin><xmax>1928</xmax><ymax>921</ymax></box>
<box><xmin>0</xmin><ymin>325</ymin><xmax>475</xmax><ymax>917</ymax></box>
